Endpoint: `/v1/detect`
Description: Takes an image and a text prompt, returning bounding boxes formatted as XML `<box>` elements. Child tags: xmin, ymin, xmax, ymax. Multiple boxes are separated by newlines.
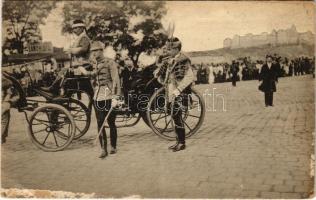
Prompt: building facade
<box><xmin>223</xmin><ymin>25</ymin><xmax>314</xmax><ymax>49</ymax></box>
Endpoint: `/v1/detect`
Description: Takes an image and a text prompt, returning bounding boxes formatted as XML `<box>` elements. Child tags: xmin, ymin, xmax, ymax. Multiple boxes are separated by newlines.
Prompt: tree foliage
<box><xmin>62</xmin><ymin>1</ymin><xmax>168</xmax><ymax>67</ymax></box>
<box><xmin>2</xmin><ymin>1</ymin><xmax>57</xmax><ymax>53</ymax></box>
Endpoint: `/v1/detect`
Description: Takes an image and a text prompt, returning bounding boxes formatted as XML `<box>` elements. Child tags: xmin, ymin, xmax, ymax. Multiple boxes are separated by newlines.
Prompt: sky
<box><xmin>40</xmin><ymin>1</ymin><xmax>315</xmax><ymax>52</ymax></box>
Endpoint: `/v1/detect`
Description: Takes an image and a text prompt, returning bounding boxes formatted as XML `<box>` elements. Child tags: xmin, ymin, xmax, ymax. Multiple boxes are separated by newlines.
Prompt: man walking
<box><xmin>259</xmin><ymin>55</ymin><xmax>279</xmax><ymax>107</ymax></box>
<box><xmin>230</xmin><ymin>60</ymin><xmax>239</xmax><ymax>86</ymax></box>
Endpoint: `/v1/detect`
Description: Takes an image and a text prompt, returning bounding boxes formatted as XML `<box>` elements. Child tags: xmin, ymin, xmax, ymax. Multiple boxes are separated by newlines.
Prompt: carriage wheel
<box><xmin>56</xmin><ymin>98</ymin><xmax>91</xmax><ymax>139</ymax></box>
<box><xmin>146</xmin><ymin>87</ymin><xmax>205</xmax><ymax>140</ymax></box>
<box><xmin>28</xmin><ymin>104</ymin><xmax>75</xmax><ymax>151</ymax></box>
<box><xmin>68</xmin><ymin>90</ymin><xmax>93</xmax><ymax>111</ymax></box>
<box><xmin>140</xmin><ymin>111</ymin><xmax>150</xmax><ymax>127</ymax></box>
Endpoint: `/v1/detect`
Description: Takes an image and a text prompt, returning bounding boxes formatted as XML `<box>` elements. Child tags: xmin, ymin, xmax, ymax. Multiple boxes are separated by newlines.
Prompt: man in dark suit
<box><xmin>230</xmin><ymin>60</ymin><xmax>239</xmax><ymax>86</ymax></box>
<box><xmin>121</xmin><ymin>60</ymin><xmax>137</xmax><ymax>105</ymax></box>
<box><xmin>259</xmin><ymin>55</ymin><xmax>279</xmax><ymax>107</ymax></box>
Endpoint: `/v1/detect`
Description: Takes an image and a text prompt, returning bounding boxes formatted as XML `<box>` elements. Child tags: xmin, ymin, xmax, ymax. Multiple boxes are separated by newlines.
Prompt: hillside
<box><xmin>186</xmin><ymin>43</ymin><xmax>314</xmax><ymax>64</ymax></box>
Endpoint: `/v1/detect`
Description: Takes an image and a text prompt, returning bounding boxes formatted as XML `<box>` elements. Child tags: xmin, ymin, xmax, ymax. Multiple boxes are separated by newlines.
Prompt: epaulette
<box><xmin>174</xmin><ymin>52</ymin><xmax>191</xmax><ymax>65</ymax></box>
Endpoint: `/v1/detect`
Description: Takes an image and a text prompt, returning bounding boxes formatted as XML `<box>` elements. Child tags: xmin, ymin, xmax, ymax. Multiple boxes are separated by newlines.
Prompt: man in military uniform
<box><xmin>154</xmin><ymin>37</ymin><xmax>195</xmax><ymax>152</ymax></box>
<box><xmin>78</xmin><ymin>41</ymin><xmax>121</xmax><ymax>159</ymax></box>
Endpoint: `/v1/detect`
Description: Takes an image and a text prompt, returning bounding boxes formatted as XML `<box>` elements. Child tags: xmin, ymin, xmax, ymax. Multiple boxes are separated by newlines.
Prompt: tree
<box><xmin>62</xmin><ymin>1</ymin><xmax>167</xmax><ymax>67</ymax></box>
<box><xmin>2</xmin><ymin>1</ymin><xmax>57</xmax><ymax>53</ymax></box>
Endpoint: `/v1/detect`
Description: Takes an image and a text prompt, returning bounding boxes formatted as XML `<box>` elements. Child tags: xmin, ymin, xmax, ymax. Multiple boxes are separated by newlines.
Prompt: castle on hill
<box><xmin>223</xmin><ymin>25</ymin><xmax>314</xmax><ymax>49</ymax></box>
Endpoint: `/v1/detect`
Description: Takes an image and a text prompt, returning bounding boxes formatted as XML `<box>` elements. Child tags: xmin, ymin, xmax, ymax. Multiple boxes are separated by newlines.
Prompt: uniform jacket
<box><xmin>92</xmin><ymin>57</ymin><xmax>121</xmax><ymax>101</ymax></box>
<box><xmin>70</xmin><ymin>32</ymin><xmax>91</xmax><ymax>66</ymax></box>
<box><xmin>259</xmin><ymin>63</ymin><xmax>279</xmax><ymax>92</ymax></box>
<box><xmin>154</xmin><ymin>52</ymin><xmax>194</xmax><ymax>101</ymax></box>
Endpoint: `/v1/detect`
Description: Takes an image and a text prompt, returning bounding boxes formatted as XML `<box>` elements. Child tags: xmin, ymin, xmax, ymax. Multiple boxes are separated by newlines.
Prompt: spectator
<box><xmin>259</xmin><ymin>55</ymin><xmax>279</xmax><ymax>107</ymax></box>
<box><xmin>194</xmin><ymin>55</ymin><xmax>313</xmax><ymax>84</ymax></box>
<box><xmin>230</xmin><ymin>60</ymin><xmax>239</xmax><ymax>86</ymax></box>
<box><xmin>121</xmin><ymin>59</ymin><xmax>137</xmax><ymax>105</ymax></box>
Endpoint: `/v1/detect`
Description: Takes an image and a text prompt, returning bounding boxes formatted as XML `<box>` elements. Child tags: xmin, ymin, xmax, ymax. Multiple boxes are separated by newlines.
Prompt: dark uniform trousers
<box><xmin>93</xmin><ymin>100</ymin><xmax>117</xmax><ymax>149</ymax></box>
<box><xmin>171</xmin><ymin>96</ymin><xmax>186</xmax><ymax>144</ymax></box>
<box><xmin>76</xmin><ymin>78</ymin><xmax>94</xmax><ymax>100</ymax></box>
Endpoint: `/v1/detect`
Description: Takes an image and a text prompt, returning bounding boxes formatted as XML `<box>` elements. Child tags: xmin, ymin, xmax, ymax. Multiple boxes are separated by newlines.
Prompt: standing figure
<box><xmin>78</xmin><ymin>41</ymin><xmax>121</xmax><ymax>159</ymax></box>
<box><xmin>289</xmin><ymin>60</ymin><xmax>294</xmax><ymax>76</ymax></box>
<box><xmin>259</xmin><ymin>55</ymin><xmax>279</xmax><ymax>107</ymax></box>
<box><xmin>121</xmin><ymin>59</ymin><xmax>137</xmax><ymax>105</ymax></box>
<box><xmin>230</xmin><ymin>60</ymin><xmax>239</xmax><ymax>86</ymax></box>
<box><xmin>2</xmin><ymin>77</ymin><xmax>20</xmax><ymax>143</ymax></box>
<box><xmin>208</xmin><ymin>64</ymin><xmax>214</xmax><ymax>84</ymax></box>
<box><xmin>154</xmin><ymin>37</ymin><xmax>194</xmax><ymax>152</ymax></box>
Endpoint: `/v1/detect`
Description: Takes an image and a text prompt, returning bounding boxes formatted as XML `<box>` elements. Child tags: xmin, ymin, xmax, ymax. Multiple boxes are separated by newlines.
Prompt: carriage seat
<box><xmin>33</xmin><ymin>88</ymin><xmax>57</xmax><ymax>100</ymax></box>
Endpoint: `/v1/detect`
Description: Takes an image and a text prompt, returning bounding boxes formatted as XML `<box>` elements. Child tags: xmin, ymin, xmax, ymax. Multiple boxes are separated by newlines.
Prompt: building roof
<box><xmin>3</xmin><ymin>52</ymin><xmax>70</xmax><ymax>65</ymax></box>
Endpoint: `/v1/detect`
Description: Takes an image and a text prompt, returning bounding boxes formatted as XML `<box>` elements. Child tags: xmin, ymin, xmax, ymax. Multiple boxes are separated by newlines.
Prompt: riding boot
<box><xmin>110</xmin><ymin>146</ymin><xmax>117</xmax><ymax>154</ymax></box>
<box><xmin>172</xmin><ymin>127</ymin><xmax>186</xmax><ymax>152</ymax></box>
<box><xmin>168</xmin><ymin>137</ymin><xmax>179</xmax><ymax>150</ymax></box>
<box><xmin>99</xmin><ymin>132</ymin><xmax>108</xmax><ymax>158</ymax></box>
<box><xmin>172</xmin><ymin>143</ymin><xmax>186</xmax><ymax>152</ymax></box>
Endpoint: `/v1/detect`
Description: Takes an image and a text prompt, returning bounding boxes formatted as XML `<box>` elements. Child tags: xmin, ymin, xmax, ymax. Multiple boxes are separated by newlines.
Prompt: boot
<box><xmin>110</xmin><ymin>146</ymin><xmax>117</xmax><ymax>154</ymax></box>
<box><xmin>168</xmin><ymin>141</ymin><xmax>179</xmax><ymax>150</ymax></box>
<box><xmin>99</xmin><ymin>149</ymin><xmax>108</xmax><ymax>159</ymax></box>
<box><xmin>172</xmin><ymin>143</ymin><xmax>186</xmax><ymax>152</ymax></box>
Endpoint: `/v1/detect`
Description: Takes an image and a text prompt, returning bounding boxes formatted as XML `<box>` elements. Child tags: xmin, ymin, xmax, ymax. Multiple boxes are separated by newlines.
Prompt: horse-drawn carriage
<box><xmin>2</xmin><ymin>55</ymin><xmax>205</xmax><ymax>152</ymax></box>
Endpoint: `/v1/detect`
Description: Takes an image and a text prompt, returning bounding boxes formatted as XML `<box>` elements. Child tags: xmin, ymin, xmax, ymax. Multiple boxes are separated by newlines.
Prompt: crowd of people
<box><xmin>193</xmin><ymin>55</ymin><xmax>315</xmax><ymax>84</ymax></box>
<box><xmin>8</xmin><ymin>54</ymin><xmax>315</xmax><ymax>97</ymax></box>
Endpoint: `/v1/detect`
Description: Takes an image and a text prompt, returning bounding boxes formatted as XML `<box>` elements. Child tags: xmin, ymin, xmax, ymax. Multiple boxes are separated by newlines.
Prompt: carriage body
<box><xmin>2</xmin><ymin>64</ymin><xmax>91</xmax><ymax>151</ymax></box>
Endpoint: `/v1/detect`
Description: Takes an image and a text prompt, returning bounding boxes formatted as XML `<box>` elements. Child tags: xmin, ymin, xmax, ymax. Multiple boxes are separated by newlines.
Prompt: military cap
<box><xmin>166</xmin><ymin>37</ymin><xmax>182</xmax><ymax>50</ymax></box>
<box><xmin>90</xmin><ymin>41</ymin><xmax>104</xmax><ymax>51</ymax></box>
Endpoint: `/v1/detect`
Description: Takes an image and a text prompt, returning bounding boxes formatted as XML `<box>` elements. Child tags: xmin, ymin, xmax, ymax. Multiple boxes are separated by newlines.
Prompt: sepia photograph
<box><xmin>1</xmin><ymin>0</ymin><xmax>315</xmax><ymax>198</ymax></box>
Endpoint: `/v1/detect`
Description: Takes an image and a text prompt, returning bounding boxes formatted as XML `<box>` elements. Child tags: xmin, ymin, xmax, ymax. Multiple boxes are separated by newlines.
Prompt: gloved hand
<box><xmin>111</xmin><ymin>95</ymin><xmax>122</xmax><ymax>107</ymax></box>
<box><xmin>111</xmin><ymin>98</ymin><xmax>119</xmax><ymax>107</ymax></box>
<box><xmin>172</xmin><ymin>89</ymin><xmax>181</xmax><ymax>97</ymax></box>
<box><xmin>76</xmin><ymin>66</ymin><xmax>88</xmax><ymax>75</ymax></box>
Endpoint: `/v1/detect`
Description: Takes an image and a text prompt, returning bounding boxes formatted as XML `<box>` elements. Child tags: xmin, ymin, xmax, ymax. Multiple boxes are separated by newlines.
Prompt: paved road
<box><xmin>2</xmin><ymin>75</ymin><xmax>315</xmax><ymax>198</ymax></box>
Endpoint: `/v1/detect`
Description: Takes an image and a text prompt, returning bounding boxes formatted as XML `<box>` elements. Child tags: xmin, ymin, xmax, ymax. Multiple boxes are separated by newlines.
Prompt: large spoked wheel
<box><xmin>28</xmin><ymin>104</ymin><xmax>76</xmax><ymax>152</ymax></box>
<box><xmin>68</xmin><ymin>90</ymin><xmax>93</xmax><ymax>111</ymax></box>
<box><xmin>54</xmin><ymin>98</ymin><xmax>91</xmax><ymax>139</ymax></box>
<box><xmin>146</xmin><ymin>87</ymin><xmax>205</xmax><ymax>140</ymax></box>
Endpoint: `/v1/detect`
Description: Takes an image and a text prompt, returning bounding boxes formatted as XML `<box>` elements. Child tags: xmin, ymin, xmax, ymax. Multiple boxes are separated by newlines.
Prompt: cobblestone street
<box><xmin>1</xmin><ymin>75</ymin><xmax>315</xmax><ymax>198</ymax></box>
